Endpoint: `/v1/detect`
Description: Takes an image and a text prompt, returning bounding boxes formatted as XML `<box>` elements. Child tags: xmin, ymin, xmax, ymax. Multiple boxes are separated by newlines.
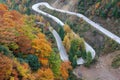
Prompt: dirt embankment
<box><xmin>52</xmin><ymin>0</ymin><xmax>78</xmax><ymax>11</ymax></box>
<box><xmin>74</xmin><ymin>51</ymin><xmax>120</xmax><ymax>80</ymax></box>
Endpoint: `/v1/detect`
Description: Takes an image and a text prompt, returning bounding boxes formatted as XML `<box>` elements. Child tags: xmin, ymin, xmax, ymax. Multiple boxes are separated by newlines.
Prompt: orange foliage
<box><xmin>9</xmin><ymin>10</ymin><xmax>24</xmax><ymax>25</ymax></box>
<box><xmin>0</xmin><ymin>4</ymin><xmax>24</xmax><ymax>45</ymax></box>
<box><xmin>0</xmin><ymin>4</ymin><xmax>8</xmax><ymax>11</ymax></box>
<box><xmin>39</xmin><ymin>58</ymin><xmax>49</xmax><ymax>67</ymax></box>
<box><xmin>0</xmin><ymin>10</ymin><xmax>23</xmax><ymax>28</ymax></box>
<box><xmin>60</xmin><ymin>61</ymin><xmax>72</xmax><ymax>80</ymax></box>
<box><xmin>0</xmin><ymin>4</ymin><xmax>24</xmax><ymax>28</ymax></box>
<box><xmin>35</xmin><ymin>68</ymin><xmax>54</xmax><ymax>80</ymax></box>
<box><xmin>37</xmin><ymin>33</ymin><xmax>46</xmax><ymax>39</ymax></box>
<box><xmin>22</xmin><ymin>63</ymin><xmax>30</xmax><ymax>70</ymax></box>
<box><xmin>32</xmin><ymin>33</ymin><xmax>52</xmax><ymax>57</ymax></box>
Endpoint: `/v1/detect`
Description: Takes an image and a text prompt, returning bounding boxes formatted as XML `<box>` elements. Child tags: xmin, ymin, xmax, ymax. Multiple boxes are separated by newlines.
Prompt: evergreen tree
<box><xmin>72</xmin><ymin>55</ymin><xmax>77</xmax><ymax>68</ymax></box>
<box><xmin>58</xmin><ymin>26</ymin><xmax>65</xmax><ymax>41</ymax></box>
<box><xmin>25</xmin><ymin>54</ymin><xmax>41</xmax><ymax>71</ymax></box>
<box><xmin>0</xmin><ymin>45</ymin><xmax>13</xmax><ymax>58</ymax></box>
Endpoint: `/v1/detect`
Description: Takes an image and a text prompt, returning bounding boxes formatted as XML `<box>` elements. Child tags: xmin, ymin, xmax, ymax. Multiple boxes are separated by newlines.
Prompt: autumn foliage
<box><xmin>39</xmin><ymin>57</ymin><xmax>49</xmax><ymax>66</ymax></box>
<box><xmin>35</xmin><ymin>68</ymin><xmax>54</xmax><ymax>80</ymax></box>
<box><xmin>0</xmin><ymin>4</ymin><xmax>24</xmax><ymax>45</ymax></box>
<box><xmin>0</xmin><ymin>4</ymin><xmax>75</xmax><ymax>80</ymax></box>
<box><xmin>16</xmin><ymin>35</ymin><xmax>35</xmax><ymax>54</ymax></box>
<box><xmin>32</xmin><ymin>33</ymin><xmax>52</xmax><ymax>58</ymax></box>
<box><xmin>0</xmin><ymin>54</ymin><xmax>13</xmax><ymax>80</ymax></box>
<box><xmin>0</xmin><ymin>54</ymin><xmax>34</xmax><ymax>80</ymax></box>
<box><xmin>0</xmin><ymin>4</ymin><xmax>8</xmax><ymax>10</ymax></box>
<box><xmin>60</xmin><ymin>61</ymin><xmax>72</xmax><ymax>80</ymax></box>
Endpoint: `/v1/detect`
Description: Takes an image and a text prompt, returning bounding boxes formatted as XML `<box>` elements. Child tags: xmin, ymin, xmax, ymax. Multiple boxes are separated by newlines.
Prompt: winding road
<box><xmin>33</xmin><ymin>2</ymin><xmax>120</xmax><ymax>79</ymax></box>
<box><xmin>36</xmin><ymin>22</ymin><xmax>69</xmax><ymax>61</ymax></box>
<box><xmin>49</xmin><ymin>27</ymin><xmax>69</xmax><ymax>61</ymax></box>
<box><xmin>32</xmin><ymin>2</ymin><xmax>120</xmax><ymax>64</ymax></box>
<box><xmin>32</xmin><ymin>2</ymin><xmax>120</xmax><ymax>44</ymax></box>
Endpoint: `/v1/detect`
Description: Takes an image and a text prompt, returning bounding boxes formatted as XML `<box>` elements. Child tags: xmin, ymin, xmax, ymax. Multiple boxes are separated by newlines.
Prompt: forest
<box><xmin>0</xmin><ymin>0</ymin><xmax>120</xmax><ymax>80</ymax></box>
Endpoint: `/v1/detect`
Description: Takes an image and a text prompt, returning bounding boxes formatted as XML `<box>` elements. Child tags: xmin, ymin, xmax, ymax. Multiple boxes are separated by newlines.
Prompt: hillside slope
<box><xmin>49</xmin><ymin>0</ymin><xmax>120</xmax><ymax>80</ymax></box>
<box><xmin>74</xmin><ymin>51</ymin><xmax>120</xmax><ymax>80</ymax></box>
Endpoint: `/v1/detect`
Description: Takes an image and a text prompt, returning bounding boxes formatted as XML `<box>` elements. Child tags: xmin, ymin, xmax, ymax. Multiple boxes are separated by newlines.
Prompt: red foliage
<box><xmin>0</xmin><ymin>54</ymin><xmax>13</xmax><ymax>80</ymax></box>
<box><xmin>16</xmin><ymin>35</ymin><xmax>35</xmax><ymax>54</ymax></box>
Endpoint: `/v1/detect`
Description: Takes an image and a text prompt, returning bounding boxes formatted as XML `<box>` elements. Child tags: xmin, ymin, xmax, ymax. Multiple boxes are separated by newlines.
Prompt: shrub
<box><xmin>111</xmin><ymin>54</ymin><xmax>120</xmax><ymax>68</ymax></box>
<box><xmin>68</xmin><ymin>70</ymin><xmax>82</xmax><ymax>80</ymax></box>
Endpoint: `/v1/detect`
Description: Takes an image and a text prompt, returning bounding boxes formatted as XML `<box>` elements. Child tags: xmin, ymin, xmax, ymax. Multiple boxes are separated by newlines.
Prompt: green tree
<box><xmin>58</xmin><ymin>26</ymin><xmax>65</xmax><ymax>41</ymax></box>
<box><xmin>49</xmin><ymin>52</ymin><xmax>61</xmax><ymax>77</ymax></box>
<box><xmin>25</xmin><ymin>54</ymin><xmax>41</xmax><ymax>71</ymax></box>
<box><xmin>81</xmin><ymin>50</ymin><xmax>87</xmax><ymax>60</ymax></box>
<box><xmin>68</xmin><ymin>38</ymin><xmax>85</xmax><ymax>68</ymax></box>
<box><xmin>0</xmin><ymin>45</ymin><xmax>13</xmax><ymax>57</ymax></box>
<box><xmin>72</xmin><ymin>55</ymin><xmax>77</xmax><ymax>68</ymax></box>
<box><xmin>84</xmin><ymin>51</ymin><xmax>92</xmax><ymax>67</ymax></box>
<box><xmin>68</xmin><ymin>39</ymin><xmax>78</xmax><ymax>68</ymax></box>
<box><xmin>68</xmin><ymin>46</ymin><xmax>74</xmax><ymax>62</ymax></box>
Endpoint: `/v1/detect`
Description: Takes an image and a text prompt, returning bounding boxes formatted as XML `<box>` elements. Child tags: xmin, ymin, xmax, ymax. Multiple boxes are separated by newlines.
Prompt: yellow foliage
<box><xmin>32</xmin><ymin>33</ymin><xmax>52</xmax><ymax>57</ymax></box>
<box><xmin>63</xmin><ymin>32</ymin><xmax>76</xmax><ymax>52</ymax></box>
<box><xmin>63</xmin><ymin>35</ymin><xmax>70</xmax><ymax>52</ymax></box>
<box><xmin>10</xmin><ymin>77</ymin><xmax>14</xmax><ymax>80</ymax></box>
<box><xmin>64</xmin><ymin>24</ymin><xmax>72</xmax><ymax>33</ymax></box>
<box><xmin>46</xmin><ymin>22</ymin><xmax>50</xmax><ymax>27</ymax></box>
<box><xmin>39</xmin><ymin>16</ymin><xmax>44</xmax><ymax>22</ymax></box>
<box><xmin>0</xmin><ymin>53</ymin><xmax>34</xmax><ymax>80</ymax></box>
<box><xmin>63</xmin><ymin>24</ymin><xmax>85</xmax><ymax>53</ymax></box>
<box><xmin>15</xmin><ymin>61</ymin><xmax>30</xmax><ymax>78</ymax></box>
<box><xmin>13</xmin><ymin>59</ymin><xmax>35</xmax><ymax>80</ymax></box>
<box><xmin>35</xmin><ymin>68</ymin><xmax>54</xmax><ymax>80</ymax></box>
